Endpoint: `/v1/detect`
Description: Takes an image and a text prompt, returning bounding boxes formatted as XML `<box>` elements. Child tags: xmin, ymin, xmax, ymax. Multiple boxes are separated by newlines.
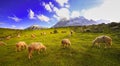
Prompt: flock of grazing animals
<box><xmin>0</xmin><ymin>30</ymin><xmax>113</xmax><ymax>59</ymax></box>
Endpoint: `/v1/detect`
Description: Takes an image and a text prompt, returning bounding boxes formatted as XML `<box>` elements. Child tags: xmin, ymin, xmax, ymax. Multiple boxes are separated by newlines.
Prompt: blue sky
<box><xmin>0</xmin><ymin>0</ymin><xmax>119</xmax><ymax>29</ymax></box>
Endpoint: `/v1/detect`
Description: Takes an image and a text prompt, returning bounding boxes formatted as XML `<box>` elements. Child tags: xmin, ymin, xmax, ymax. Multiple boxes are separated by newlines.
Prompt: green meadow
<box><xmin>0</xmin><ymin>24</ymin><xmax>120</xmax><ymax>66</ymax></box>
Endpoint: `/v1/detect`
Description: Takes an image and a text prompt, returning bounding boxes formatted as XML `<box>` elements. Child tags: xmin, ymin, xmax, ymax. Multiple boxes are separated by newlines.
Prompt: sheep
<box><xmin>92</xmin><ymin>35</ymin><xmax>112</xmax><ymax>48</ymax></box>
<box><xmin>16</xmin><ymin>41</ymin><xmax>27</xmax><ymax>52</ymax></box>
<box><xmin>70</xmin><ymin>30</ymin><xmax>74</xmax><ymax>36</ymax></box>
<box><xmin>50</xmin><ymin>32</ymin><xmax>53</xmax><ymax>34</ymax></box>
<box><xmin>41</xmin><ymin>32</ymin><xmax>46</xmax><ymax>35</ymax></box>
<box><xmin>28</xmin><ymin>42</ymin><xmax>46</xmax><ymax>59</ymax></box>
<box><xmin>17</xmin><ymin>34</ymin><xmax>21</xmax><ymax>38</ymax></box>
<box><xmin>61</xmin><ymin>39</ymin><xmax>71</xmax><ymax>48</ymax></box>
<box><xmin>31</xmin><ymin>34</ymin><xmax>36</xmax><ymax>38</ymax></box>
<box><xmin>43</xmin><ymin>32</ymin><xmax>46</xmax><ymax>35</ymax></box>
<box><xmin>61</xmin><ymin>31</ymin><xmax>67</xmax><ymax>33</ymax></box>
<box><xmin>0</xmin><ymin>41</ymin><xmax>6</xmax><ymax>46</ymax></box>
<box><xmin>6</xmin><ymin>36</ymin><xmax>11</xmax><ymax>40</ymax></box>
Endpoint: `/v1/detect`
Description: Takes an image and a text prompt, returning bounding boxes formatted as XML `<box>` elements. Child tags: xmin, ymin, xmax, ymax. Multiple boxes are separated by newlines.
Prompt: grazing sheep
<box><xmin>61</xmin><ymin>39</ymin><xmax>71</xmax><ymax>48</ymax></box>
<box><xmin>16</xmin><ymin>41</ymin><xmax>27</xmax><ymax>52</ymax></box>
<box><xmin>61</xmin><ymin>31</ymin><xmax>67</xmax><ymax>33</ymax></box>
<box><xmin>70</xmin><ymin>30</ymin><xmax>74</xmax><ymax>35</ymax></box>
<box><xmin>92</xmin><ymin>35</ymin><xmax>112</xmax><ymax>48</ymax></box>
<box><xmin>41</xmin><ymin>32</ymin><xmax>46</xmax><ymax>35</ymax></box>
<box><xmin>0</xmin><ymin>41</ymin><xmax>6</xmax><ymax>46</ymax></box>
<box><xmin>28</xmin><ymin>42</ymin><xmax>46</xmax><ymax>59</ymax></box>
<box><xmin>31</xmin><ymin>34</ymin><xmax>36</xmax><ymax>38</ymax></box>
<box><xmin>6</xmin><ymin>36</ymin><xmax>11</xmax><ymax>40</ymax></box>
<box><xmin>43</xmin><ymin>32</ymin><xmax>46</xmax><ymax>35</ymax></box>
<box><xmin>17</xmin><ymin>34</ymin><xmax>21</xmax><ymax>38</ymax></box>
<box><xmin>50</xmin><ymin>32</ymin><xmax>53</xmax><ymax>34</ymax></box>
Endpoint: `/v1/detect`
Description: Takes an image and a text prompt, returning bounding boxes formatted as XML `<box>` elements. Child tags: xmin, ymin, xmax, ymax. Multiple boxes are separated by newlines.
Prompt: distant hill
<box><xmin>52</xmin><ymin>16</ymin><xmax>109</xmax><ymax>28</ymax></box>
<box><xmin>25</xmin><ymin>25</ymin><xmax>47</xmax><ymax>30</ymax></box>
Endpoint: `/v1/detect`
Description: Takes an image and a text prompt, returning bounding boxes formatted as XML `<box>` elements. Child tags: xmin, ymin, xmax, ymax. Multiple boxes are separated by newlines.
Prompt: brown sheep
<box><xmin>92</xmin><ymin>35</ymin><xmax>112</xmax><ymax>48</ymax></box>
<box><xmin>6</xmin><ymin>36</ymin><xmax>11</xmax><ymax>40</ymax></box>
<box><xmin>70</xmin><ymin>30</ymin><xmax>74</xmax><ymax>36</ymax></box>
<box><xmin>31</xmin><ymin>34</ymin><xmax>36</xmax><ymax>38</ymax></box>
<box><xmin>28</xmin><ymin>42</ymin><xmax>46</xmax><ymax>59</ymax></box>
<box><xmin>16</xmin><ymin>41</ymin><xmax>27</xmax><ymax>52</ymax></box>
<box><xmin>17</xmin><ymin>34</ymin><xmax>21</xmax><ymax>38</ymax></box>
<box><xmin>0</xmin><ymin>41</ymin><xmax>6</xmax><ymax>46</ymax></box>
<box><xmin>50</xmin><ymin>32</ymin><xmax>53</xmax><ymax>34</ymax></box>
<box><xmin>61</xmin><ymin>39</ymin><xmax>71</xmax><ymax>48</ymax></box>
<box><xmin>41</xmin><ymin>32</ymin><xmax>46</xmax><ymax>35</ymax></box>
<box><xmin>61</xmin><ymin>31</ymin><xmax>67</xmax><ymax>33</ymax></box>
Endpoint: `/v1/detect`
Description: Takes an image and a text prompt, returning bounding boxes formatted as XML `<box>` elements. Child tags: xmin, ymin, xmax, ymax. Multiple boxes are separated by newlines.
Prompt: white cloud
<box><xmin>65</xmin><ymin>4</ymin><xmax>70</xmax><ymax>8</ymax></box>
<box><xmin>53</xmin><ymin>7</ymin><xmax>59</xmax><ymax>13</ymax></box>
<box><xmin>49</xmin><ymin>2</ymin><xmax>54</xmax><ymax>8</ymax></box>
<box><xmin>37</xmin><ymin>14</ymin><xmax>50</xmax><ymax>22</ymax></box>
<box><xmin>71</xmin><ymin>11</ymin><xmax>80</xmax><ymax>18</ymax></box>
<box><xmin>8</xmin><ymin>16</ymin><xmax>21</xmax><ymax>22</ymax></box>
<box><xmin>53</xmin><ymin>14</ymin><xmax>60</xmax><ymax>20</ymax></box>
<box><xmin>54</xmin><ymin>8</ymin><xmax>70</xmax><ymax>20</ymax></box>
<box><xmin>28</xmin><ymin>9</ymin><xmax>35</xmax><ymax>19</ymax></box>
<box><xmin>83</xmin><ymin>0</ymin><xmax>120</xmax><ymax>22</ymax></box>
<box><xmin>56</xmin><ymin>0</ymin><xmax>69</xmax><ymax>7</ymax></box>
<box><xmin>43</xmin><ymin>2</ymin><xmax>53</xmax><ymax>12</ymax></box>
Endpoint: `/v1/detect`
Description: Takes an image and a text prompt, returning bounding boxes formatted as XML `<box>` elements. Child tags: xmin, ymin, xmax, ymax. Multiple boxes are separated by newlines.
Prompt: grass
<box><xmin>0</xmin><ymin>27</ymin><xmax>120</xmax><ymax>66</ymax></box>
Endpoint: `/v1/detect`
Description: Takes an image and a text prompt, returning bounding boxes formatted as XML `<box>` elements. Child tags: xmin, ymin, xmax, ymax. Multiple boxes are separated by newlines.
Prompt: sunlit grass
<box><xmin>0</xmin><ymin>28</ymin><xmax>120</xmax><ymax>66</ymax></box>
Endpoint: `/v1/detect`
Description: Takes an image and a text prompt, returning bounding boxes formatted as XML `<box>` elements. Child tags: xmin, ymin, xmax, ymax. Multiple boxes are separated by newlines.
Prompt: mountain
<box><xmin>52</xmin><ymin>16</ymin><xmax>98</xmax><ymax>28</ymax></box>
<box><xmin>25</xmin><ymin>25</ymin><xmax>47</xmax><ymax>30</ymax></box>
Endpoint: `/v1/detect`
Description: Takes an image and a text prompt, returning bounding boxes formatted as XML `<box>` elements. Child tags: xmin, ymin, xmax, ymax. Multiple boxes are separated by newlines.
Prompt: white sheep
<box><xmin>16</xmin><ymin>41</ymin><xmax>27</xmax><ymax>52</ymax></box>
<box><xmin>0</xmin><ymin>41</ymin><xmax>6</xmax><ymax>46</ymax></box>
<box><xmin>92</xmin><ymin>35</ymin><xmax>112</xmax><ymax>48</ymax></box>
<box><xmin>61</xmin><ymin>39</ymin><xmax>71</xmax><ymax>48</ymax></box>
<box><xmin>28</xmin><ymin>42</ymin><xmax>46</xmax><ymax>59</ymax></box>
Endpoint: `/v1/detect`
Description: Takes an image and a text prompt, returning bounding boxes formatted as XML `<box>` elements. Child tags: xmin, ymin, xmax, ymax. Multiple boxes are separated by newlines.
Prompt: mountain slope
<box><xmin>52</xmin><ymin>16</ymin><xmax>98</xmax><ymax>28</ymax></box>
<box><xmin>25</xmin><ymin>25</ymin><xmax>47</xmax><ymax>30</ymax></box>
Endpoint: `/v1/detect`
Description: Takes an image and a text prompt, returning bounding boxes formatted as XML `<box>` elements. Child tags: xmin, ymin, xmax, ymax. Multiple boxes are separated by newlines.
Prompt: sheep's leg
<box><xmin>21</xmin><ymin>46</ymin><xmax>23</xmax><ymax>50</ymax></box>
<box><xmin>23</xmin><ymin>45</ymin><xmax>26</xmax><ymax>49</ymax></box>
<box><xmin>43</xmin><ymin>48</ymin><xmax>47</xmax><ymax>54</ymax></box>
<box><xmin>61</xmin><ymin>44</ymin><xmax>64</xmax><ymax>48</ymax></box>
<box><xmin>16</xmin><ymin>47</ymin><xmax>18</xmax><ymax>52</ymax></box>
<box><xmin>98</xmin><ymin>43</ymin><xmax>100</xmax><ymax>48</ymax></box>
<box><xmin>92</xmin><ymin>42</ymin><xmax>95</xmax><ymax>48</ymax></box>
<box><xmin>108</xmin><ymin>42</ymin><xmax>112</xmax><ymax>48</ymax></box>
<box><xmin>28</xmin><ymin>53</ymin><xmax>32</xmax><ymax>59</ymax></box>
<box><xmin>28</xmin><ymin>50</ymin><xmax>32</xmax><ymax>59</ymax></box>
<box><xmin>104</xmin><ymin>43</ymin><xmax>107</xmax><ymax>48</ymax></box>
<box><xmin>18</xmin><ymin>46</ymin><xmax>21</xmax><ymax>51</ymax></box>
<box><xmin>25</xmin><ymin>45</ymin><xmax>27</xmax><ymax>49</ymax></box>
<box><xmin>38</xmin><ymin>49</ymin><xmax>40</xmax><ymax>54</ymax></box>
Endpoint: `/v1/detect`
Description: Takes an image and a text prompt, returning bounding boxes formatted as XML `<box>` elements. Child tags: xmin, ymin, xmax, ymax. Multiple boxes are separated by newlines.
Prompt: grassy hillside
<box><xmin>0</xmin><ymin>25</ymin><xmax>120</xmax><ymax>66</ymax></box>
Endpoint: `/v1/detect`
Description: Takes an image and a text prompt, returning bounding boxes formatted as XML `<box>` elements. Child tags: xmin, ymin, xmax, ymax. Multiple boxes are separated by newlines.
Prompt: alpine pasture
<box><xmin>0</xmin><ymin>23</ymin><xmax>120</xmax><ymax>66</ymax></box>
